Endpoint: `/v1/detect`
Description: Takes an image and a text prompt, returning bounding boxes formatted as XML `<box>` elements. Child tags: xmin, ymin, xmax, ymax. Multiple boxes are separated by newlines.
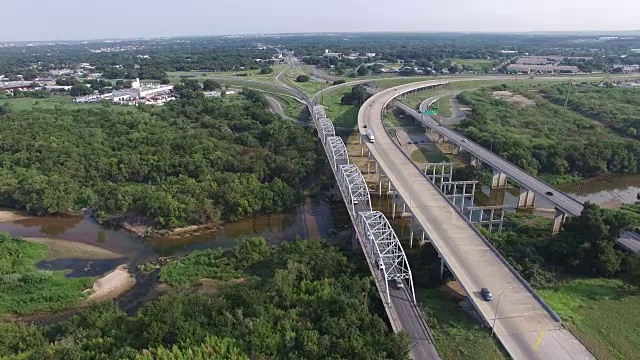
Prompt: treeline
<box><xmin>485</xmin><ymin>203</ymin><xmax>640</xmax><ymax>288</ymax></box>
<box><xmin>0</xmin><ymin>90</ymin><xmax>321</xmax><ymax>228</ymax></box>
<box><xmin>0</xmin><ymin>239</ymin><xmax>411</xmax><ymax>359</ymax></box>
<box><xmin>540</xmin><ymin>83</ymin><xmax>640</xmax><ymax>138</ymax></box>
<box><xmin>0</xmin><ymin>37</ymin><xmax>275</xmax><ymax>80</ymax></box>
<box><xmin>457</xmin><ymin>86</ymin><xmax>640</xmax><ymax>177</ymax></box>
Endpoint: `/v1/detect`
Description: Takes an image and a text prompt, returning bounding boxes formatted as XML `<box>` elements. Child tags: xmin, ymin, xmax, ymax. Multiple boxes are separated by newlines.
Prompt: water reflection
<box><xmin>0</xmin><ymin>200</ymin><xmax>345</xmax><ymax>268</ymax></box>
<box><xmin>557</xmin><ymin>175</ymin><xmax>640</xmax><ymax>208</ymax></box>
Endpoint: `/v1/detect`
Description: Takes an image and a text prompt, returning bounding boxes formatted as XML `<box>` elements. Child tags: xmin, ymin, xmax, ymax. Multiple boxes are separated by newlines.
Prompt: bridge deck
<box><xmin>360</xmin><ymin>82</ymin><xmax>594</xmax><ymax>360</ymax></box>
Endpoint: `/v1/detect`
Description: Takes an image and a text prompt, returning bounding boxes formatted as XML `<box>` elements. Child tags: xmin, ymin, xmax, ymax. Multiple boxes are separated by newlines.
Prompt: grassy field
<box><xmin>538</xmin><ymin>278</ymin><xmax>640</xmax><ymax>360</ymax></box>
<box><xmin>434</xmin><ymin>94</ymin><xmax>453</xmax><ymax>119</ymax></box>
<box><xmin>411</xmin><ymin>147</ymin><xmax>450</xmax><ymax>163</ymax></box>
<box><xmin>0</xmin><ymin>95</ymin><xmax>132</xmax><ymax>112</ymax></box>
<box><xmin>271</xmin><ymin>94</ymin><xmax>307</xmax><ymax>119</ymax></box>
<box><xmin>168</xmin><ymin>64</ymin><xmax>287</xmax><ymax>83</ymax></box>
<box><xmin>319</xmin><ymin>87</ymin><xmax>360</xmax><ymax>128</ymax></box>
<box><xmin>419</xmin><ymin>287</ymin><xmax>508</xmax><ymax>360</ymax></box>
<box><xmin>0</xmin><ymin>234</ymin><xmax>93</xmax><ymax>314</ymax></box>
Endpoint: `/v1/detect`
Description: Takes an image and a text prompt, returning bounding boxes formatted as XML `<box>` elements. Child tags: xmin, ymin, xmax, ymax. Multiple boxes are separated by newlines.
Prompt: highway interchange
<box><xmin>235</xmin><ymin>62</ymin><xmax>636</xmax><ymax>359</ymax></box>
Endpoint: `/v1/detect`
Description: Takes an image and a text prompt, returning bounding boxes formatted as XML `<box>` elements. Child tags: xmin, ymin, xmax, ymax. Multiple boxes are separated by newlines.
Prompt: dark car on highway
<box><xmin>481</xmin><ymin>288</ymin><xmax>493</xmax><ymax>301</ymax></box>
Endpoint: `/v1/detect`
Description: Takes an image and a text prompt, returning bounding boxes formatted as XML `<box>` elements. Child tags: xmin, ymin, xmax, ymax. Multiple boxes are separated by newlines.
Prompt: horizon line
<box><xmin>2</xmin><ymin>29</ymin><xmax>640</xmax><ymax>45</ymax></box>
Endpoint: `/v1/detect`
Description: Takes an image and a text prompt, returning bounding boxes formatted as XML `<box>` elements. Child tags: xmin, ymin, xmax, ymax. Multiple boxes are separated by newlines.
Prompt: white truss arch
<box><xmin>318</xmin><ymin>118</ymin><xmax>335</xmax><ymax>144</ymax></box>
<box><xmin>337</xmin><ymin>164</ymin><xmax>372</xmax><ymax>214</ymax></box>
<box><xmin>325</xmin><ymin>136</ymin><xmax>349</xmax><ymax>171</ymax></box>
<box><xmin>312</xmin><ymin>105</ymin><xmax>326</xmax><ymax>120</ymax></box>
<box><xmin>357</xmin><ymin>211</ymin><xmax>416</xmax><ymax>304</ymax></box>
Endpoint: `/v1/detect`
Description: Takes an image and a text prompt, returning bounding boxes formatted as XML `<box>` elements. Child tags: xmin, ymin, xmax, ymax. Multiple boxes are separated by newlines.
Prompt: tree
<box><xmin>202</xmin><ymin>79</ymin><xmax>221</xmax><ymax>91</ymax></box>
<box><xmin>627</xmin><ymin>127</ymin><xmax>637</xmax><ymax>137</ymax></box>
<box><xmin>553</xmin><ymin>202</ymin><xmax>628</xmax><ymax>276</ymax></box>
<box><xmin>259</xmin><ymin>67</ymin><xmax>273</xmax><ymax>74</ymax></box>
<box><xmin>69</xmin><ymin>85</ymin><xmax>92</xmax><ymax>97</ymax></box>
<box><xmin>356</xmin><ymin>65</ymin><xmax>370</xmax><ymax>76</ymax></box>
<box><xmin>295</xmin><ymin>75</ymin><xmax>310</xmax><ymax>82</ymax></box>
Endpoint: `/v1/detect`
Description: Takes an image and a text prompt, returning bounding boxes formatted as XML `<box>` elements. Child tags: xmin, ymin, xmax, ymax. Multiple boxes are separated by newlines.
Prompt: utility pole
<box><xmin>564</xmin><ymin>79</ymin><xmax>573</xmax><ymax>107</ymax></box>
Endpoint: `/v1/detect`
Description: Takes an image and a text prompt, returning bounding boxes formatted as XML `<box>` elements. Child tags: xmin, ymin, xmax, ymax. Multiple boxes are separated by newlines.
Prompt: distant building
<box><xmin>500</xmin><ymin>50</ymin><xmax>518</xmax><ymax>54</ymax></box>
<box><xmin>74</xmin><ymin>78</ymin><xmax>174</xmax><ymax>106</ymax></box>
<box><xmin>323</xmin><ymin>49</ymin><xmax>343</xmax><ymax>59</ymax></box>
<box><xmin>506</xmin><ymin>64</ymin><xmax>579</xmax><ymax>74</ymax></box>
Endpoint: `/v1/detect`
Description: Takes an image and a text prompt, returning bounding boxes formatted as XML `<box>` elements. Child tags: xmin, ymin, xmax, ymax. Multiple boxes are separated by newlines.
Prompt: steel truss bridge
<box><xmin>311</xmin><ymin>105</ymin><xmax>440</xmax><ymax>360</ymax></box>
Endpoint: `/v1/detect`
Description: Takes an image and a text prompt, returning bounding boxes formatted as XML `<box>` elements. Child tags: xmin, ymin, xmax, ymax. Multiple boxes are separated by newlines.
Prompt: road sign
<box><xmin>424</xmin><ymin>110</ymin><xmax>438</xmax><ymax>115</ymax></box>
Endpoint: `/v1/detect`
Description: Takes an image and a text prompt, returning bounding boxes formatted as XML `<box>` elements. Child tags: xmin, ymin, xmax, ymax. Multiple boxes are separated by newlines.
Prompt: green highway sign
<box><xmin>424</xmin><ymin>110</ymin><xmax>438</xmax><ymax>115</ymax></box>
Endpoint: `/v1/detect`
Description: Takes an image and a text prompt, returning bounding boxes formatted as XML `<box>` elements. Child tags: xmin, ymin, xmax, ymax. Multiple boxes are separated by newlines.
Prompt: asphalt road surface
<box><xmin>359</xmin><ymin>81</ymin><xmax>595</xmax><ymax>360</ymax></box>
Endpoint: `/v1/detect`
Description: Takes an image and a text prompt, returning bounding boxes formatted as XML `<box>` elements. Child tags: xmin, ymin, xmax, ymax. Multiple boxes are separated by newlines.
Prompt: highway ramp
<box><xmin>359</xmin><ymin>81</ymin><xmax>594</xmax><ymax>360</ymax></box>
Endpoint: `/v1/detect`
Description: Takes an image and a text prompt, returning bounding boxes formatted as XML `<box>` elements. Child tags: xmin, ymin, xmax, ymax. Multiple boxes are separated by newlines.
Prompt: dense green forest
<box><xmin>539</xmin><ymin>83</ymin><xmax>640</xmax><ymax>138</ymax></box>
<box><xmin>0</xmin><ymin>238</ymin><xmax>410</xmax><ymax>360</ymax></box>
<box><xmin>485</xmin><ymin>203</ymin><xmax>640</xmax><ymax>288</ymax></box>
<box><xmin>0</xmin><ymin>90</ymin><xmax>321</xmax><ymax>228</ymax></box>
<box><xmin>456</xmin><ymin>86</ymin><xmax>640</xmax><ymax>177</ymax></box>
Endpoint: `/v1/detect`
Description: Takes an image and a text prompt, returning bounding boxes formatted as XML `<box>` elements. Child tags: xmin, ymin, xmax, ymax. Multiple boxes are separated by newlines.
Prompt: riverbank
<box><xmin>0</xmin><ymin>209</ymin><xmax>30</xmax><ymax>223</ymax></box>
<box><xmin>24</xmin><ymin>237</ymin><xmax>123</xmax><ymax>260</ymax></box>
<box><xmin>88</xmin><ymin>265</ymin><xmax>136</xmax><ymax>302</ymax></box>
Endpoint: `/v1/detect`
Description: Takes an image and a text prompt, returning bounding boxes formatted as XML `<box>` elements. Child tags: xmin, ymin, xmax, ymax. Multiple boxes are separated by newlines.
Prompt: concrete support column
<box><xmin>440</xmin><ymin>257</ymin><xmax>445</xmax><ymax>280</ymax></box>
<box><xmin>452</xmin><ymin>145</ymin><xmax>461</xmax><ymax>155</ymax></box>
<box><xmin>409</xmin><ymin>215</ymin><xmax>414</xmax><ymax>248</ymax></box>
<box><xmin>517</xmin><ymin>189</ymin><xmax>536</xmax><ymax>208</ymax></box>
<box><xmin>361</xmin><ymin>145</ymin><xmax>365</xmax><ymax>157</ymax></box>
<box><xmin>552</xmin><ymin>209</ymin><xmax>567</xmax><ymax>235</ymax></box>
<box><xmin>470</xmin><ymin>155</ymin><xmax>482</xmax><ymax>169</ymax></box>
<box><xmin>367</xmin><ymin>161</ymin><xmax>371</xmax><ymax>174</ymax></box>
<box><xmin>392</xmin><ymin>193</ymin><xmax>397</xmax><ymax>219</ymax></box>
<box><xmin>491</xmin><ymin>169</ymin><xmax>508</xmax><ymax>188</ymax></box>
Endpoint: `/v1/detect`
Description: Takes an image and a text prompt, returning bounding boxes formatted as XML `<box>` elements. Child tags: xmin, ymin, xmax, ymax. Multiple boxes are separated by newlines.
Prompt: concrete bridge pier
<box><xmin>439</xmin><ymin>255</ymin><xmax>445</xmax><ymax>280</ymax></box>
<box><xmin>552</xmin><ymin>208</ymin><xmax>567</xmax><ymax>235</ymax></box>
<box><xmin>491</xmin><ymin>169</ymin><xmax>508</xmax><ymax>188</ymax></box>
<box><xmin>452</xmin><ymin>145</ymin><xmax>461</xmax><ymax>155</ymax></box>
<box><xmin>517</xmin><ymin>188</ymin><xmax>536</xmax><ymax>209</ymax></box>
<box><xmin>470</xmin><ymin>154</ymin><xmax>482</xmax><ymax>169</ymax></box>
<box><xmin>360</xmin><ymin>144</ymin><xmax>371</xmax><ymax>158</ymax></box>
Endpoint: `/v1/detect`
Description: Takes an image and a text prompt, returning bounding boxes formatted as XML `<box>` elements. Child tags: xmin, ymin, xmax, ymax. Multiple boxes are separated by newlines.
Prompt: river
<box><xmin>0</xmin><ymin>199</ymin><xmax>348</xmax><ymax>277</ymax></box>
<box><xmin>557</xmin><ymin>174</ymin><xmax>640</xmax><ymax>208</ymax></box>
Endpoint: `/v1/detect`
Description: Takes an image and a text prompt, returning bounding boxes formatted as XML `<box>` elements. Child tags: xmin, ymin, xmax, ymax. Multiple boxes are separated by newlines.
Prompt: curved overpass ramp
<box><xmin>359</xmin><ymin>81</ymin><xmax>593</xmax><ymax>360</ymax></box>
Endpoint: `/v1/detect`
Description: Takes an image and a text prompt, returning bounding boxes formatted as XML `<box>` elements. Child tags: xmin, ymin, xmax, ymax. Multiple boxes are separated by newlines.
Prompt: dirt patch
<box><xmin>491</xmin><ymin>91</ymin><xmax>535</xmax><ymax>108</ymax></box>
<box><xmin>440</xmin><ymin>280</ymin><xmax>466</xmax><ymax>300</ymax></box>
<box><xmin>87</xmin><ymin>265</ymin><xmax>136</xmax><ymax>302</ymax></box>
<box><xmin>0</xmin><ymin>209</ymin><xmax>30</xmax><ymax>223</ymax></box>
<box><xmin>23</xmin><ymin>237</ymin><xmax>123</xmax><ymax>260</ymax></box>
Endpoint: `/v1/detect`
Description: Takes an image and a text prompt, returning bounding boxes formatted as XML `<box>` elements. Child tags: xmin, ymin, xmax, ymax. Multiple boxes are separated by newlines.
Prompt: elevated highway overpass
<box><xmin>359</xmin><ymin>81</ymin><xmax>594</xmax><ymax>360</ymax></box>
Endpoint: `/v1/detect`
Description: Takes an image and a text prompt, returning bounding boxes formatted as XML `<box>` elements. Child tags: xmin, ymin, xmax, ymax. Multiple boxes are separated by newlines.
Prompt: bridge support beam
<box><xmin>360</xmin><ymin>144</ymin><xmax>371</xmax><ymax>158</ymax></box>
<box><xmin>409</xmin><ymin>215</ymin><xmax>414</xmax><ymax>248</ymax></box>
<box><xmin>491</xmin><ymin>169</ymin><xmax>508</xmax><ymax>188</ymax></box>
<box><xmin>552</xmin><ymin>208</ymin><xmax>567</xmax><ymax>235</ymax></box>
<box><xmin>440</xmin><ymin>256</ymin><xmax>445</xmax><ymax>280</ymax></box>
<box><xmin>517</xmin><ymin>188</ymin><xmax>536</xmax><ymax>209</ymax></box>
<box><xmin>452</xmin><ymin>145</ymin><xmax>461</xmax><ymax>155</ymax></box>
<box><xmin>470</xmin><ymin>154</ymin><xmax>482</xmax><ymax>169</ymax></box>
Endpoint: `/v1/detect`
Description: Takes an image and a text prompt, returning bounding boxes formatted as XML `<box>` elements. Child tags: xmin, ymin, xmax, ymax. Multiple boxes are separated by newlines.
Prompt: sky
<box><xmin>2</xmin><ymin>0</ymin><xmax>639</xmax><ymax>42</ymax></box>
